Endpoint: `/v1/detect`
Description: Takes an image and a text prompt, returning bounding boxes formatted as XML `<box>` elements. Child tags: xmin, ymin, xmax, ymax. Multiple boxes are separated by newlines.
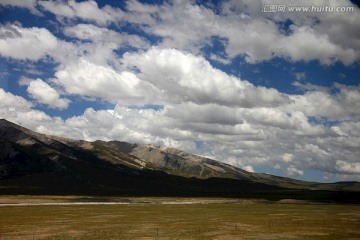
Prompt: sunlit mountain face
<box><xmin>0</xmin><ymin>0</ymin><xmax>359</xmax><ymax>183</ymax></box>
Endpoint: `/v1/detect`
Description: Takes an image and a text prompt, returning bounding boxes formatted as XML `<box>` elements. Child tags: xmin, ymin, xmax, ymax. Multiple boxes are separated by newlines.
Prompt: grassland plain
<box><xmin>0</xmin><ymin>197</ymin><xmax>360</xmax><ymax>240</ymax></box>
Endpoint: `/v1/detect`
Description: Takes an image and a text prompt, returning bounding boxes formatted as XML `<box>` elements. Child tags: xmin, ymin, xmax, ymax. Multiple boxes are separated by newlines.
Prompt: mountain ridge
<box><xmin>1</xmin><ymin>119</ymin><xmax>359</xmax><ymax>201</ymax></box>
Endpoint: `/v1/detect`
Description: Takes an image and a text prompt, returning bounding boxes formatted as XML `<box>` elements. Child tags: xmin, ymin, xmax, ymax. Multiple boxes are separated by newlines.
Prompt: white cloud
<box><xmin>0</xmin><ymin>0</ymin><xmax>42</xmax><ymax>15</ymax></box>
<box><xmin>64</xmin><ymin>106</ymin><xmax>198</xmax><ymax>152</ymax></box>
<box><xmin>0</xmin><ymin>24</ymin><xmax>58</xmax><ymax>61</ymax></box>
<box><xmin>54</xmin><ymin>58</ymin><xmax>160</xmax><ymax>105</ymax></box>
<box><xmin>0</xmin><ymin>88</ymin><xmax>33</xmax><ymax>109</ymax></box>
<box><xmin>282</xmin><ymin>153</ymin><xmax>294</xmax><ymax>163</ymax></box>
<box><xmin>26</xmin><ymin>79</ymin><xmax>70</xmax><ymax>110</ymax></box>
<box><xmin>64</xmin><ymin>23</ymin><xmax>149</xmax><ymax>50</ymax></box>
<box><xmin>283</xmin><ymin>83</ymin><xmax>360</xmax><ymax>121</ymax></box>
<box><xmin>52</xmin><ymin>48</ymin><xmax>291</xmax><ymax>109</ymax></box>
<box><xmin>286</xmin><ymin>166</ymin><xmax>304</xmax><ymax>177</ymax></box>
<box><xmin>277</xmin><ymin>25</ymin><xmax>357</xmax><ymax>65</ymax></box>
<box><xmin>242</xmin><ymin>165</ymin><xmax>255</xmax><ymax>173</ymax></box>
<box><xmin>2</xmin><ymin>0</ymin><xmax>359</xmax><ymax>65</ymax></box>
<box><xmin>39</xmin><ymin>0</ymin><xmax>122</xmax><ymax>26</ymax></box>
<box><xmin>0</xmin><ymin>89</ymin><xmax>55</xmax><ymax>131</ymax></box>
<box><xmin>209</xmin><ymin>53</ymin><xmax>231</xmax><ymax>65</ymax></box>
<box><xmin>292</xmin><ymin>81</ymin><xmax>329</xmax><ymax>92</ymax></box>
<box><xmin>122</xmin><ymin>0</ymin><xmax>360</xmax><ymax>65</ymax></box>
<box><xmin>62</xmin><ymin>23</ymin><xmax>149</xmax><ymax>66</ymax></box>
<box><xmin>123</xmin><ymin>48</ymin><xmax>291</xmax><ymax>107</ymax></box>
<box><xmin>336</xmin><ymin>161</ymin><xmax>360</xmax><ymax>174</ymax></box>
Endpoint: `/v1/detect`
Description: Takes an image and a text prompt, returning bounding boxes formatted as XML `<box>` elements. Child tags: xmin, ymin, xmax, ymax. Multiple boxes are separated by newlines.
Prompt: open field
<box><xmin>0</xmin><ymin>196</ymin><xmax>360</xmax><ymax>239</ymax></box>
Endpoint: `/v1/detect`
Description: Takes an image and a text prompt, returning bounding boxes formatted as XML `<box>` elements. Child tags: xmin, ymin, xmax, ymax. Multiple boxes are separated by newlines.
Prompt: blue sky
<box><xmin>0</xmin><ymin>0</ymin><xmax>359</xmax><ymax>182</ymax></box>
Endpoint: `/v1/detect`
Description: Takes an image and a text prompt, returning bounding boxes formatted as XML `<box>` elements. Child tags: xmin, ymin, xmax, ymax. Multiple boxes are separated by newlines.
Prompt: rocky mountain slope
<box><xmin>95</xmin><ymin>140</ymin><xmax>360</xmax><ymax>192</ymax></box>
<box><xmin>96</xmin><ymin>140</ymin><xmax>257</xmax><ymax>180</ymax></box>
<box><xmin>1</xmin><ymin>119</ymin><xmax>359</xmax><ymax>201</ymax></box>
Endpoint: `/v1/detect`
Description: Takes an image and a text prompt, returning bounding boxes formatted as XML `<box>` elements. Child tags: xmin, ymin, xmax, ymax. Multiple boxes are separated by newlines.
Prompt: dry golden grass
<box><xmin>0</xmin><ymin>196</ymin><xmax>359</xmax><ymax>239</ymax></box>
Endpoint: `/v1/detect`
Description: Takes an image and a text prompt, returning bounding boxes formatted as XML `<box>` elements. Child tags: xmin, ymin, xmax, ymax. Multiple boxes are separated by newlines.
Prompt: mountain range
<box><xmin>0</xmin><ymin>119</ymin><xmax>359</xmax><ymax>202</ymax></box>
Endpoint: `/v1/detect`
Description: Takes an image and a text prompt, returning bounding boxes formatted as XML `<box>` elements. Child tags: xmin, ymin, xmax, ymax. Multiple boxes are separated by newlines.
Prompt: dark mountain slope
<box><xmin>0</xmin><ymin>119</ymin><xmax>282</xmax><ymax>196</ymax></box>
<box><xmin>1</xmin><ymin>119</ymin><xmax>359</xmax><ymax>202</ymax></box>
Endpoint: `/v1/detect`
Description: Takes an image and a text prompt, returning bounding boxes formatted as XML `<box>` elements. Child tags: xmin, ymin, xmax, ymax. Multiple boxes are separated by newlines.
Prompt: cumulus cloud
<box><xmin>236</xmin><ymin>108</ymin><xmax>329</xmax><ymax>136</ymax></box>
<box><xmin>26</xmin><ymin>79</ymin><xmax>70</xmax><ymax>110</ymax></box>
<box><xmin>277</xmin><ymin>25</ymin><xmax>357</xmax><ymax>65</ymax></box>
<box><xmin>52</xmin><ymin>48</ymin><xmax>291</xmax><ymax>109</ymax></box>
<box><xmin>64</xmin><ymin>23</ymin><xmax>149</xmax><ymax>49</ymax></box>
<box><xmin>336</xmin><ymin>161</ymin><xmax>360</xmax><ymax>174</ymax></box>
<box><xmin>122</xmin><ymin>0</ymin><xmax>360</xmax><ymax>65</ymax></box>
<box><xmin>0</xmin><ymin>24</ymin><xmax>84</xmax><ymax>72</ymax></box>
<box><xmin>224</xmin><ymin>0</ymin><xmax>360</xmax><ymax>64</ymax></box>
<box><xmin>0</xmin><ymin>24</ymin><xmax>58</xmax><ymax>61</ymax></box>
<box><xmin>0</xmin><ymin>88</ymin><xmax>33</xmax><ymax>109</ymax></box>
<box><xmin>123</xmin><ymin>48</ymin><xmax>291</xmax><ymax>107</ymax></box>
<box><xmin>286</xmin><ymin>166</ymin><xmax>304</xmax><ymax>177</ymax></box>
<box><xmin>54</xmin><ymin>58</ymin><xmax>160</xmax><ymax>105</ymax></box>
<box><xmin>39</xmin><ymin>0</ymin><xmax>120</xmax><ymax>26</ymax></box>
<box><xmin>284</xmin><ymin>83</ymin><xmax>360</xmax><ymax>121</ymax></box>
<box><xmin>1</xmin><ymin>0</ymin><xmax>359</xmax><ymax>65</ymax></box>
<box><xmin>0</xmin><ymin>88</ymin><xmax>54</xmax><ymax>131</ymax></box>
<box><xmin>2</xmin><ymin>0</ymin><xmax>359</xmax><ymax>65</ymax></box>
<box><xmin>0</xmin><ymin>0</ymin><xmax>42</xmax><ymax>15</ymax></box>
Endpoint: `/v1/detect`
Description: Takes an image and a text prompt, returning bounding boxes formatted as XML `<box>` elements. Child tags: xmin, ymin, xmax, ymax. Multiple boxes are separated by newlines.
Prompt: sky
<box><xmin>0</xmin><ymin>0</ymin><xmax>359</xmax><ymax>183</ymax></box>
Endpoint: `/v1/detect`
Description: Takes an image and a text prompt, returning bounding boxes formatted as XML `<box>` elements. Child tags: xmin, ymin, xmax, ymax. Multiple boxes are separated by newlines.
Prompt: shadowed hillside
<box><xmin>1</xmin><ymin>119</ymin><xmax>359</xmax><ymax>202</ymax></box>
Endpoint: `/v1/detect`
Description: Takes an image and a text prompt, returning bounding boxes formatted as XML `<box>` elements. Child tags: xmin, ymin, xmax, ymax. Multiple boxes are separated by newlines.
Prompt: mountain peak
<box><xmin>0</xmin><ymin>118</ymin><xmax>13</xmax><ymax>126</ymax></box>
<box><xmin>0</xmin><ymin>119</ymin><xmax>27</xmax><ymax>131</ymax></box>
